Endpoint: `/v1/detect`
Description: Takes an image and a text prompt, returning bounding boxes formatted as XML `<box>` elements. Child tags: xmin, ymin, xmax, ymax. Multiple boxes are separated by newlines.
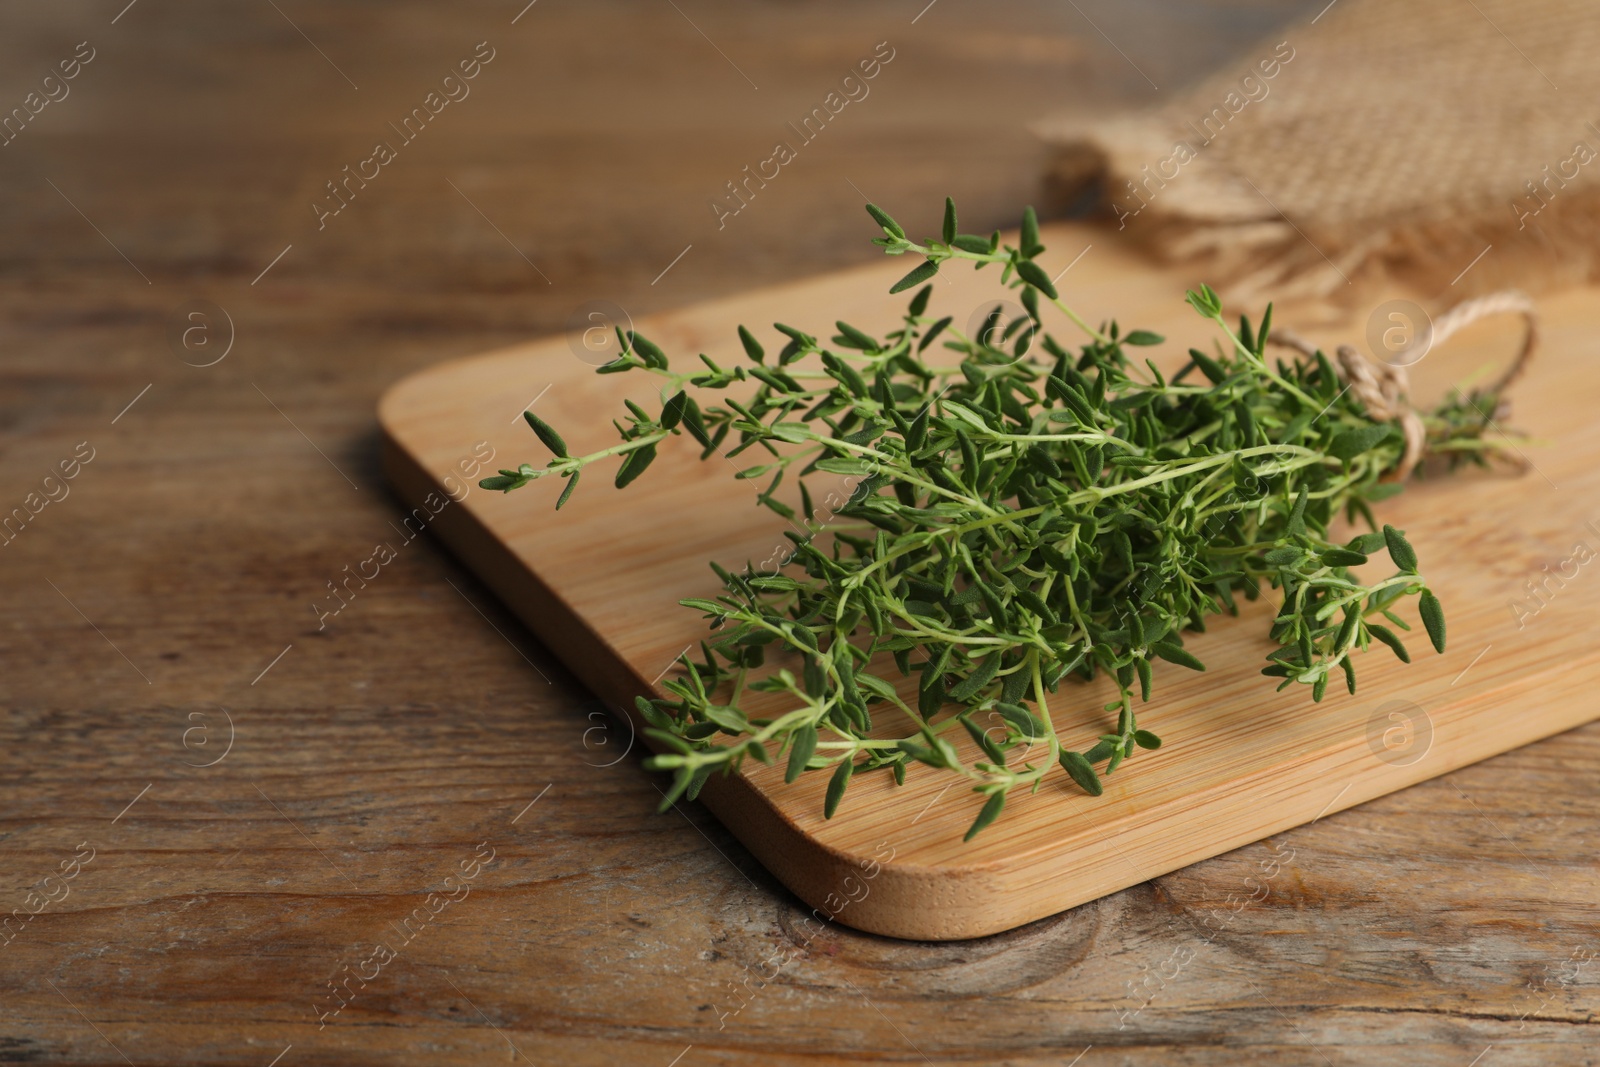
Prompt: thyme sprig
<box><xmin>486</xmin><ymin>199</ymin><xmax>1506</xmax><ymax>840</ymax></box>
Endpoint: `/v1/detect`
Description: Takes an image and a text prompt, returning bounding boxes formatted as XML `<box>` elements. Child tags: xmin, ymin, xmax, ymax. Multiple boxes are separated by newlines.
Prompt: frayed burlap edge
<box><xmin>1037</xmin><ymin>115</ymin><xmax>1600</xmax><ymax>308</ymax></box>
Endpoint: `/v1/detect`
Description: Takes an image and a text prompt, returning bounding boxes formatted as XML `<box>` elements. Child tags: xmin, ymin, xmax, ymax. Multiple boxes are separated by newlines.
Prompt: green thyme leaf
<box><xmin>661</xmin><ymin>390</ymin><xmax>688</xmax><ymax>430</ymax></box>
<box><xmin>1059</xmin><ymin>750</ymin><xmax>1103</xmax><ymax>796</ymax></box>
<box><xmin>1020</xmin><ymin>206</ymin><xmax>1043</xmax><ymax>256</ymax></box>
<box><xmin>1418</xmin><ymin>589</ymin><xmax>1446</xmax><ymax>653</ymax></box>
<box><xmin>824</xmin><ymin>757</ymin><xmax>853</xmax><ymax>818</ymax></box>
<box><xmin>629</xmin><ymin>332</ymin><xmax>668</xmax><ymax>369</ymax></box>
<box><xmin>614</xmin><ymin>444</ymin><xmax>657</xmax><ymax>489</ymax></box>
<box><xmin>555</xmin><ymin>470</ymin><xmax>580</xmax><ymax>509</ymax></box>
<box><xmin>891</xmin><ymin>259</ymin><xmax>940</xmax><ymax>294</ymax></box>
<box><xmin>1328</xmin><ymin>424</ymin><xmax>1394</xmax><ymax>461</ymax></box>
<box><xmin>1151</xmin><ymin>642</ymin><xmax>1205</xmax><ymax>672</ymax></box>
<box><xmin>1015</xmin><ymin>259</ymin><xmax>1057</xmax><ymax>300</ymax></box>
<box><xmin>523</xmin><ymin>410</ymin><xmax>568</xmax><ymax>458</ymax></box>
<box><xmin>995</xmin><ymin>702</ymin><xmax>1043</xmax><ymax>740</ymax></box>
<box><xmin>738</xmin><ymin>325</ymin><xmax>765</xmax><ymax>363</ymax></box>
<box><xmin>1368</xmin><ymin>623</ymin><xmax>1411</xmax><ymax>663</ymax></box>
<box><xmin>785</xmin><ymin>724</ymin><xmax>818</xmax><ymax>784</ymax></box>
<box><xmin>965</xmin><ymin>791</ymin><xmax>1005</xmax><ymax>841</ymax></box>
<box><xmin>1383</xmin><ymin>524</ymin><xmax>1419</xmax><ymax>572</ymax></box>
<box><xmin>1287</xmin><ymin>485</ymin><xmax>1309</xmax><ymax>538</ymax></box>
<box><xmin>865</xmin><ymin>202</ymin><xmax>905</xmax><ymax>240</ymax></box>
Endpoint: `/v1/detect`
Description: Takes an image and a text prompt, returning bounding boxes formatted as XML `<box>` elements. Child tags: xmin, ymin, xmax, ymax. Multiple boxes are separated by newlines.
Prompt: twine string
<box><xmin>1266</xmin><ymin>290</ymin><xmax>1537</xmax><ymax>480</ymax></box>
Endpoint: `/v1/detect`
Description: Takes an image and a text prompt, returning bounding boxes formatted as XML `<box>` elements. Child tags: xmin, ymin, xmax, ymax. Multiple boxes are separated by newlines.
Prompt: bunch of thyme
<box><xmin>485</xmin><ymin>200</ymin><xmax>1505</xmax><ymax>840</ymax></box>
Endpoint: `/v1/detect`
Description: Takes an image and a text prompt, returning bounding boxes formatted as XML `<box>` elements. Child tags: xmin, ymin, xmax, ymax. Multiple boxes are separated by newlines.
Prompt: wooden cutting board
<box><xmin>378</xmin><ymin>221</ymin><xmax>1600</xmax><ymax>940</ymax></box>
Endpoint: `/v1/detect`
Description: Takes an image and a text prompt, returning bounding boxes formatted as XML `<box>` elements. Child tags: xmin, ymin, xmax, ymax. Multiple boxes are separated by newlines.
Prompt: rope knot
<box><xmin>1268</xmin><ymin>291</ymin><xmax>1537</xmax><ymax>480</ymax></box>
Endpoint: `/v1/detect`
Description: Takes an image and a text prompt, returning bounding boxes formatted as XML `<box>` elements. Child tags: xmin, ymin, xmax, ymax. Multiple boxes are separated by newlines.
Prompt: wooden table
<box><xmin>1</xmin><ymin>2</ymin><xmax>1593</xmax><ymax>1064</ymax></box>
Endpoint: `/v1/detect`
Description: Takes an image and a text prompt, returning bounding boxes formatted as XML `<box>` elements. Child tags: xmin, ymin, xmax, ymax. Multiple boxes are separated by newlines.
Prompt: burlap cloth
<box><xmin>1037</xmin><ymin>0</ymin><xmax>1600</xmax><ymax>304</ymax></box>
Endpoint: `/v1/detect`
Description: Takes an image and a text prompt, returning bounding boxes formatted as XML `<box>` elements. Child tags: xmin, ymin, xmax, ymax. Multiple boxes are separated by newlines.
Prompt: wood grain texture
<box><xmin>380</xmin><ymin>220</ymin><xmax>1600</xmax><ymax>941</ymax></box>
<box><xmin>2</xmin><ymin>1</ymin><xmax>1596</xmax><ymax>1064</ymax></box>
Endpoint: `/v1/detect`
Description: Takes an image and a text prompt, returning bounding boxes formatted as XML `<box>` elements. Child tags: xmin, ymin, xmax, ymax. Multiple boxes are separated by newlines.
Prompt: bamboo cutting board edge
<box><xmin>379</xmin><ymin>428</ymin><xmax>854</xmax><ymax>917</ymax></box>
